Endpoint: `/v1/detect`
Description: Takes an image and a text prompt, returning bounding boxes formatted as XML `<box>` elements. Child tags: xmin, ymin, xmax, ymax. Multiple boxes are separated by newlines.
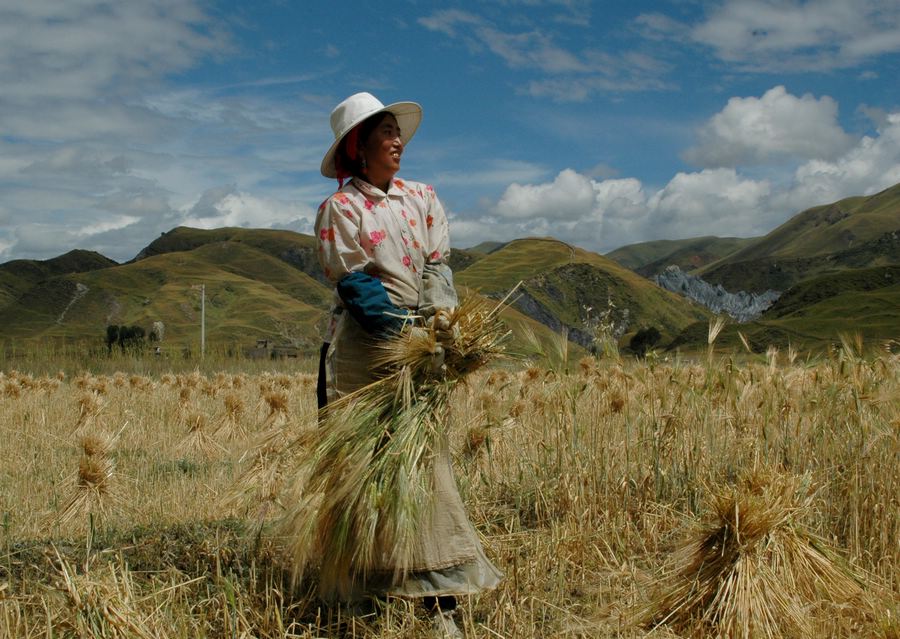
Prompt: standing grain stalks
<box><xmin>707</xmin><ymin>315</ymin><xmax>727</xmax><ymax>364</ymax></box>
<box><xmin>262</xmin><ymin>390</ymin><xmax>290</xmax><ymax>424</ymax></box>
<box><xmin>221</xmin><ymin>426</ymin><xmax>316</xmax><ymax>531</ymax></box>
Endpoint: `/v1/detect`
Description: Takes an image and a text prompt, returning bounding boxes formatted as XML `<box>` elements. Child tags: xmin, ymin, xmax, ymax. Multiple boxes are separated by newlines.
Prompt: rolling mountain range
<box><xmin>605</xmin><ymin>182</ymin><xmax>900</xmax><ymax>351</ymax></box>
<box><xmin>1</xmin><ymin>182</ymin><xmax>898</xmax><ymax>355</ymax></box>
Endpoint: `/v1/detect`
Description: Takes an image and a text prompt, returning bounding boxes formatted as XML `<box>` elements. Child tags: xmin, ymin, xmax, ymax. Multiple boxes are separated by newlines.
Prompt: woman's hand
<box><xmin>427</xmin><ymin>308</ymin><xmax>459</xmax><ymax>343</ymax></box>
<box><xmin>405</xmin><ymin>325</ymin><xmax>446</xmax><ymax>375</ymax></box>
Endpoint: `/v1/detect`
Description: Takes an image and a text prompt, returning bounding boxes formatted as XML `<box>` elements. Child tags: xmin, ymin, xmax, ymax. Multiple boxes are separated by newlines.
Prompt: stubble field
<box><xmin>0</xmin><ymin>344</ymin><xmax>898</xmax><ymax>638</ymax></box>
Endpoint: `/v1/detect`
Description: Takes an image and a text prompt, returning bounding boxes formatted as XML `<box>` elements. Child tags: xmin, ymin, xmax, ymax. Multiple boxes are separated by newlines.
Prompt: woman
<box><xmin>314</xmin><ymin>92</ymin><xmax>502</xmax><ymax>635</ymax></box>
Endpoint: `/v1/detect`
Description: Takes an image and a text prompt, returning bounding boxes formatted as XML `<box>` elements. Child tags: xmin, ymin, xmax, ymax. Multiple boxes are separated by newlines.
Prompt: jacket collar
<box><xmin>351</xmin><ymin>176</ymin><xmax>405</xmax><ymax>198</ymax></box>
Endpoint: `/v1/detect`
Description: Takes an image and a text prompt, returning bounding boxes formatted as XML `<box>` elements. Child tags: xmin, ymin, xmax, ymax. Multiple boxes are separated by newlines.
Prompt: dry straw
<box><xmin>176</xmin><ymin>411</ymin><xmax>225</xmax><ymax>458</ymax></box>
<box><xmin>273</xmin><ymin>294</ymin><xmax>510</xmax><ymax>597</ymax></box>
<box><xmin>52</xmin><ymin>550</ymin><xmax>157</xmax><ymax>638</ymax></box>
<box><xmin>52</xmin><ymin>433</ymin><xmax>123</xmax><ymax>529</ymax></box>
<box><xmin>637</xmin><ymin>467</ymin><xmax>880</xmax><ymax>638</ymax></box>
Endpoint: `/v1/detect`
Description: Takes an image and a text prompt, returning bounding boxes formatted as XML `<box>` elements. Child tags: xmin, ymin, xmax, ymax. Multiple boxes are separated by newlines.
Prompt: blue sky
<box><xmin>2</xmin><ymin>0</ymin><xmax>900</xmax><ymax>263</ymax></box>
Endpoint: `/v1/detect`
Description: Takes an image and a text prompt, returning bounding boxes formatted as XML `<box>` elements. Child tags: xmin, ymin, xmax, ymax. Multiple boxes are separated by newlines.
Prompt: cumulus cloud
<box><xmin>684</xmin><ymin>86</ymin><xmax>855</xmax><ymax>167</ymax></box>
<box><xmin>456</xmin><ymin>109</ymin><xmax>900</xmax><ymax>253</ymax></box>
<box><xmin>773</xmin><ymin>112</ymin><xmax>900</xmax><ymax>213</ymax></box>
<box><xmin>182</xmin><ymin>189</ymin><xmax>315</xmax><ymax>232</ymax></box>
<box><xmin>649</xmin><ymin>169</ymin><xmax>771</xmax><ymax>234</ymax></box>
<box><xmin>0</xmin><ymin>0</ymin><xmax>228</xmax><ymax>262</ymax></box>
<box><xmin>452</xmin><ymin>167</ymin><xmax>770</xmax><ymax>251</ymax></box>
<box><xmin>495</xmin><ymin>169</ymin><xmax>595</xmax><ymax>219</ymax></box>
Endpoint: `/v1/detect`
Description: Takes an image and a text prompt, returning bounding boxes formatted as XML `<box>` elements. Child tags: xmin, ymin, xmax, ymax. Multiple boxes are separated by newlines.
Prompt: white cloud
<box><xmin>0</xmin><ymin>1</ymin><xmax>334</xmax><ymax>264</ymax></box>
<box><xmin>648</xmin><ymin>169</ymin><xmax>772</xmax><ymax>235</ymax></box>
<box><xmin>0</xmin><ymin>1</ymin><xmax>226</xmax><ymax>139</ymax></box>
<box><xmin>181</xmin><ymin>190</ymin><xmax>315</xmax><ymax>232</ymax></box>
<box><xmin>458</xmin><ymin>108</ymin><xmax>900</xmax><ymax>253</ymax></box>
<box><xmin>453</xmin><ymin>167</ymin><xmax>772</xmax><ymax>251</ymax></box>
<box><xmin>0</xmin><ymin>1</ymin><xmax>223</xmax><ymax>92</ymax></box>
<box><xmin>417</xmin><ymin>9</ymin><xmax>483</xmax><ymax>38</ymax></box>
<box><xmin>690</xmin><ymin>0</ymin><xmax>900</xmax><ymax>71</ymax></box>
<box><xmin>495</xmin><ymin>169</ymin><xmax>595</xmax><ymax>219</ymax></box>
<box><xmin>0</xmin><ymin>0</ymin><xmax>233</xmax><ymax>262</ymax></box>
<box><xmin>774</xmin><ymin>112</ymin><xmax>900</xmax><ymax>213</ymax></box>
<box><xmin>480</xmin><ymin>27</ymin><xmax>588</xmax><ymax>73</ymax></box>
<box><xmin>684</xmin><ymin>86</ymin><xmax>855</xmax><ymax>167</ymax></box>
<box><xmin>418</xmin><ymin>9</ymin><xmax>671</xmax><ymax>101</ymax></box>
<box><xmin>78</xmin><ymin>215</ymin><xmax>143</xmax><ymax>237</ymax></box>
<box><xmin>12</xmin><ymin>225</ymin><xmax>81</xmax><ymax>256</ymax></box>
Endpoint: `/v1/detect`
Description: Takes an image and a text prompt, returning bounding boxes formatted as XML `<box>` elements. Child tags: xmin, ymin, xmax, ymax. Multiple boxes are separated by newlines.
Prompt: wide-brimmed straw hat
<box><xmin>320</xmin><ymin>92</ymin><xmax>422</xmax><ymax>179</ymax></box>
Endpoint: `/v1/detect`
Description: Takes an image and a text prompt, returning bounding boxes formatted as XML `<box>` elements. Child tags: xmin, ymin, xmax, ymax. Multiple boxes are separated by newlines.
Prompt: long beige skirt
<box><xmin>321</xmin><ymin>312</ymin><xmax>502</xmax><ymax>601</ymax></box>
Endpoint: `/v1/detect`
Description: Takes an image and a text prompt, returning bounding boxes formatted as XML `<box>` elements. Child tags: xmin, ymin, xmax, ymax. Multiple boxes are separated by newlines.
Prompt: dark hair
<box><xmin>334</xmin><ymin>111</ymin><xmax>392</xmax><ymax>179</ymax></box>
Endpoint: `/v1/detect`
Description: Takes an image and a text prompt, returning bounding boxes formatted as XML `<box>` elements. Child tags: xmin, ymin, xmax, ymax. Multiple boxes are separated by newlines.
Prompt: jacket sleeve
<box><xmin>417</xmin><ymin>185</ymin><xmax>458</xmax><ymax>319</ymax></box>
<box><xmin>316</xmin><ymin>193</ymin><xmax>409</xmax><ymax>336</ymax></box>
<box><xmin>337</xmin><ymin>271</ymin><xmax>411</xmax><ymax>336</ymax></box>
<box><xmin>315</xmin><ymin>193</ymin><xmax>369</xmax><ymax>284</ymax></box>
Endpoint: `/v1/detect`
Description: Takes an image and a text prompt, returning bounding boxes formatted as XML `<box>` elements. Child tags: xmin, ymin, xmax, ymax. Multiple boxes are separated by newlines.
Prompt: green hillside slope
<box><xmin>763</xmin><ymin>265</ymin><xmax>900</xmax><ymax>321</ymax></box>
<box><xmin>698</xmin><ymin>183</ymin><xmax>900</xmax><ymax>291</ymax></box>
<box><xmin>668</xmin><ymin>264</ymin><xmax>900</xmax><ymax>353</ymax></box>
<box><xmin>606</xmin><ymin>236</ymin><xmax>755</xmax><ymax>276</ymax></box>
<box><xmin>0</xmin><ymin>234</ymin><xmax>571</xmax><ymax>359</ymax></box>
<box><xmin>670</xmin><ymin>285</ymin><xmax>900</xmax><ymax>354</ymax></box>
<box><xmin>0</xmin><ymin>242</ymin><xmax>331</xmax><ymax>352</ymax></box>
<box><xmin>135</xmin><ymin>226</ymin><xmax>326</xmax><ymax>284</ymax></box>
<box><xmin>456</xmin><ymin>237</ymin><xmax>709</xmax><ymax>348</ymax></box>
<box><xmin>448</xmin><ymin>247</ymin><xmax>486</xmax><ymax>273</ymax></box>
<box><xmin>0</xmin><ymin>249</ymin><xmax>117</xmax><ymax>309</ymax></box>
<box><xmin>695</xmin><ymin>230</ymin><xmax>900</xmax><ymax>292</ymax></box>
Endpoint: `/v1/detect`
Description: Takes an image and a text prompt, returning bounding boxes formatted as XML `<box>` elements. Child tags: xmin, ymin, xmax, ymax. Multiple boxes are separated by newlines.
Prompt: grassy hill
<box><xmin>2</xmin><ymin>179</ymin><xmax>898</xmax><ymax>357</ymax></box>
<box><xmin>448</xmin><ymin>247</ymin><xmax>486</xmax><ymax>273</ymax></box>
<box><xmin>667</xmin><ymin>265</ymin><xmax>900</xmax><ymax>353</ymax></box>
<box><xmin>764</xmin><ymin>264</ymin><xmax>900</xmax><ymax>320</ymax></box>
<box><xmin>697</xmin><ymin>183</ymin><xmax>900</xmax><ymax>291</ymax></box>
<box><xmin>605</xmin><ymin>236</ymin><xmax>756</xmax><ymax>276</ymax></box>
<box><xmin>0</xmin><ymin>249</ymin><xmax>117</xmax><ymax>309</ymax></box>
<box><xmin>456</xmin><ymin>237</ymin><xmax>709</xmax><ymax>348</ymax></box>
<box><xmin>135</xmin><ymin>226</ymin><xmax>326</xmax><ymax>285</ymax></box>
<box><xmin>465</xmin><ymin>240</ymin><xmax>507</xmax><ymax>255</ymax></box>
<box><xmin>0</xmin><ymin>230</ymin><xmax>580</xmax><ymax>359</ymax></box>
<box><xmin>688</xmin><ymin>230</ymin><xmax>900</xmax><ymax>293</ymax></box>
<box><xmin>0</xmin><ymin>242</ymin><xmax>332</xmax><ymax>352</ymax></box>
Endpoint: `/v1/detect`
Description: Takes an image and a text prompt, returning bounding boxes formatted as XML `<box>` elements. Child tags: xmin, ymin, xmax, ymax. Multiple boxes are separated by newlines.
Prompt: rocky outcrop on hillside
<box><xmin>654</xmin><ymin>265</ymin><xmax>780</xmax><ymax>322</ymax></box>
<box><xmin>511</xmin><ymin>288</ymin><xmax>596</xmax><ymax>349</ymax></box>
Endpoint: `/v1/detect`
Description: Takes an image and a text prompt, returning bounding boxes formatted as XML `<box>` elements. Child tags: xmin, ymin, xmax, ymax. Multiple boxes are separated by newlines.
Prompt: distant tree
<box><xmin>105</xmin><ymin>325</ymin><xmax>119</xmax><ymax>354</ymax></box>
<box><xmin>107</xmin><ymin>325</ymin><xmax>147</xmax><ymax>353</ymax></box>
<box><xmin>629</xmin><ymin>326</ymin><xmax>662</xmax><ymax>357</ymax></box>
<box><xmin>126</xmin><ymin>325</ymin><xmax>146</xmax><ymax>351</ymax></box>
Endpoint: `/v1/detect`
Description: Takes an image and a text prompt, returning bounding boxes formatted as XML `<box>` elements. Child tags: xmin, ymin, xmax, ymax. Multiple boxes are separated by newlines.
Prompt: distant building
<box><xmin>244</xmin><ymin>338</ymin><xmax>299</xmax><ymax>359</ymax></box>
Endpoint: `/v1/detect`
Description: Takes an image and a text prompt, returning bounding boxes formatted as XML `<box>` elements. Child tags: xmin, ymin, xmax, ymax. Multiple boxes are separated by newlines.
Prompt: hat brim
<box><xmin>320</xmin><ymin>100</ymin><xmax>422</xmax><ymax>179</ymax></box>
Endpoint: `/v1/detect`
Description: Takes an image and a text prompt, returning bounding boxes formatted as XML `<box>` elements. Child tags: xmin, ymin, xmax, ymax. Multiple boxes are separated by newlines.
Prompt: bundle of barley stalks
<box><xmin>274</xmin><ymin>293</ymin><xmax>510</xmax><ymax>597</ymax></box>
<box><xmin>636</xmin><ymin>468</ymin><xmax>884</xmax><ymax>638</ymax></box>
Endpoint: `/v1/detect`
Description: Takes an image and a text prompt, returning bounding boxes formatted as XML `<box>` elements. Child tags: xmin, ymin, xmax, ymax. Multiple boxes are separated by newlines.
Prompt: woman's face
<box><xmin>361</xmin><ymin>113</ymin><xmax>403</xmax><ymax>189</ymax></box>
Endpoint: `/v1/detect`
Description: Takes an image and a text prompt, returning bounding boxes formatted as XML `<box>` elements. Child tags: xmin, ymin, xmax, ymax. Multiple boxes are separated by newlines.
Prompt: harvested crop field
<box><xmin>1</xmin><ymin>345</ymin><xmax>898</xmax><ymax>637</ymax></box>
